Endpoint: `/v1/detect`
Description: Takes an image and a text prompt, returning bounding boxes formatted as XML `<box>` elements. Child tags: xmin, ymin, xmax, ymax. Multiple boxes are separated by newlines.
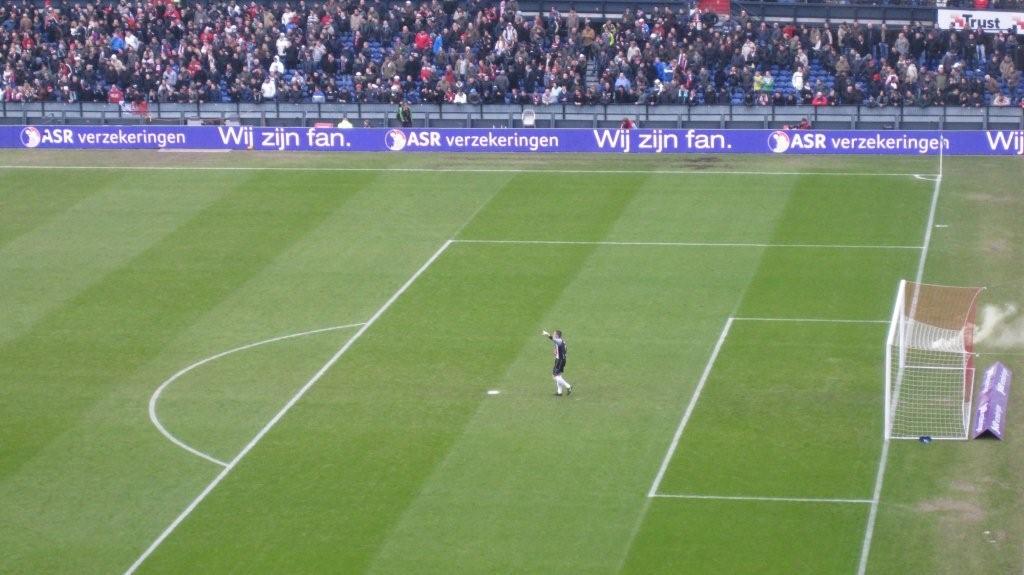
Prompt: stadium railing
<box><xmin>2</xmin><ymin>102</ymin><xmax>1021</xmax><ymax>130</ymax></box>
<box><xmin>729</xmin><ymin>0</ymin><xmax>939</xmax><ymax>25</ymax></box>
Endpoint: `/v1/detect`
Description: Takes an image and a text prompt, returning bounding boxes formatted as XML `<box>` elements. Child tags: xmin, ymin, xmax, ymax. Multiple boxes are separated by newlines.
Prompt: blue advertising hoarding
<box><xmin>3</xmin><ymin>125</ymin><xmax>1023</xmax><ymax>155</ymax></box>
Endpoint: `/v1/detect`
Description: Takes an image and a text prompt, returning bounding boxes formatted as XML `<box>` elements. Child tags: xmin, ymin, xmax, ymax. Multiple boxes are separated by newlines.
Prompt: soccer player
<box><xmin>541</xmin><ymin>329</ymin><xmax>572</xmax><ymax>396</ymax></box>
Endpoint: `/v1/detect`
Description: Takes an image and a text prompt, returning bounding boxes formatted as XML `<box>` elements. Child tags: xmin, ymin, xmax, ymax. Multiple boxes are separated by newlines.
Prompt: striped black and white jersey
<box><xmin>551</xmin><ymin>336</ymin><xmax>567</xmax><ymax>361</ymax></box>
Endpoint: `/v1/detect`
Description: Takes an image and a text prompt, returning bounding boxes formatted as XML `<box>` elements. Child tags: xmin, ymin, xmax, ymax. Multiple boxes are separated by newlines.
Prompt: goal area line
<box><xmin>732</xmin><ymin>317</ymin><xmax>888</xmax><ymax>324</ymax></box>
<box><xmin>888</xmin><ymin>435</ymin><xmax>968</xmax><ymax>441</ymax></box>
<box><xmin>453</xmin><ymin>239</ymin><xmax>922</xmax><ymax>250</ymax></box>
<box><xmin>652</xmin><ymin>494</ymin><xmax>872</xmax><ymax>505</ymax></box>
<box><xmin>647</xmin><ymin>314</ymin><xmax>881</xmax><ymax>500</ymax></box>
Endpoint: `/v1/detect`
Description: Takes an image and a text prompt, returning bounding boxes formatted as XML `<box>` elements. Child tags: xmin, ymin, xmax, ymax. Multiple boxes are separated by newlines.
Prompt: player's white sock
<box><xmin>556</xmin><ymin>375</ymin><xmax>571</xmax><ymax>390</ymax></box>
<box><xmin>554</xmin><ymin>379</ymin><xmax>562</xmax><ymax>394</ymax></box>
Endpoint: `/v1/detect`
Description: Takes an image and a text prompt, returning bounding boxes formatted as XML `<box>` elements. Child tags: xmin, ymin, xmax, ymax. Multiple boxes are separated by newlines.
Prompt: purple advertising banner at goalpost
<box><xmin>973</xmin><ymin>362</ymin><xmax>1012</xmax><ymax>440</ymax></box>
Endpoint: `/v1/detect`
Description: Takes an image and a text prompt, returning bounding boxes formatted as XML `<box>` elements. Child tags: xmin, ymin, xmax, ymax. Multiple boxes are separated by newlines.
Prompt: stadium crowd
<box><xmin>1</xmin><ymin>0</ymin><xmax>1023</xmax><ymax>108</ymax></box>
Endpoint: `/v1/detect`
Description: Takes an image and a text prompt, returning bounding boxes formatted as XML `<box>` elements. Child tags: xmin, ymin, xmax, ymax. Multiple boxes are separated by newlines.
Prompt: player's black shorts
<box><xmin>552</xmin><ymin>358</ymin><xmax>566</xmax><ymax>376</ymax></box>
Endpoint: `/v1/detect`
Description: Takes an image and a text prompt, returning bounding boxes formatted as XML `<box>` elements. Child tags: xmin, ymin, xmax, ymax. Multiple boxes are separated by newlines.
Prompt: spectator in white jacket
<box><xmin>261</xmin><ymin>77</ymin><xmax>277</xmax><ymax>100</ymax></box>
<box><xmin>270</xmin><ymin>56</ymin><xmax>285</xmax><ymax>75</ymax></box>
<box><xmin>276</xmin><ymin>33</ymin><xmax>291</xmax><ymax>56</ymax></box>
<box><xmin>791</xmin><ymin>67</ymin><xmax>804</xmax><ymax>91</ymax></box>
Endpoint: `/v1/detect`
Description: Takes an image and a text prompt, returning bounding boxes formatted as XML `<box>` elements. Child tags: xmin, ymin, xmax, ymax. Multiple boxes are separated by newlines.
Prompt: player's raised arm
<box><xmin>541</xmin><ymin>330</ymin><xmax>551</xmax><ymax>338</ymax></box>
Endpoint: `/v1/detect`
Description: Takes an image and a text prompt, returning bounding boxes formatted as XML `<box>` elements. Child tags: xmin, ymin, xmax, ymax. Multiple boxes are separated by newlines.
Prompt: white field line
<box><xmin>124</xmin><ymin>240</ymin><xmax>453</xmax><ymax>575</ymax></box>
<box><xmin>857</xmin><ymin>151</ymin><xmax>944</xmax><ymax>575</ymax></box>
<box><xmin>453</xmin><ymin>239</ymin><xmax>922</xmax><ymax>250</ymax></box>
<box><xmin>888</xmin><ymin>435</ymin><xmax>967</xmax><ymax>441</ymax></box>
<box><xmin>732</xmin><ymin>317</ymin><xmax>889</xmax><ymax>324</ymax></box>
<box><xmin>647</xmin><ymin>317</ymin><xmax>734</xmax><ymax>498</ymax></box>
<box><xmin>652</xmin><ymin>494</ymin><xmax>872</xmax><ymax>504</ymax></box>
<box><xmin>148</xmin><ymin>323</ymin><xmax>366</xmax><ymax>467</ymax></box>
<box><xmin>0</xmin><ymin>164</ymin><xmax>928</xmax><ymax>178</ymax></box>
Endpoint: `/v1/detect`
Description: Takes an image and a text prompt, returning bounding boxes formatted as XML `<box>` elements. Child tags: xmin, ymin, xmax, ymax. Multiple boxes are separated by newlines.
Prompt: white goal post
<box><xmin>885</xmin><ymin>280</ymin><xmax>985</xmax><ymax>440</ymax></box>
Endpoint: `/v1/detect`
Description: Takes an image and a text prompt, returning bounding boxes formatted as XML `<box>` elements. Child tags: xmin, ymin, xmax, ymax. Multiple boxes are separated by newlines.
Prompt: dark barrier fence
<box><xmin>2</xmin><ymin>102</ymin><xmax>1022</xmax><ymax>131</ymax></box>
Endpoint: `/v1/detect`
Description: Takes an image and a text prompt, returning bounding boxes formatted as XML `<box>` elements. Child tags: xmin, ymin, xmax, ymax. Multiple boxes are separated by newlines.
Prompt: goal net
<box><xmin>885</xmin><ymin>280</ymin><xmax>984</xmax><ymax>440</ymax></box>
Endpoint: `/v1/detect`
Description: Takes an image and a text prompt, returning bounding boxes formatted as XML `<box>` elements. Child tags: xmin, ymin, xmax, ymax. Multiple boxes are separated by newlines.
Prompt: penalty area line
<box><xmin>647</xmin><ymin>316</ymin><xmax>734</xmax><ymax>498</ymax></box>
<box><xmin>124</xmin><ymin>240</ymin><xmax>453</xmax><ymax>575</ymax></box>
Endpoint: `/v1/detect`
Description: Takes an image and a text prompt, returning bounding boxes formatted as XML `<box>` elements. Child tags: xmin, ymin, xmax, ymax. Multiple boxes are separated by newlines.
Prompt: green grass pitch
<box><xmin>0</xmin><ymin>150</ymin><xmax>1022</xmax><ymax>574</ymax></box>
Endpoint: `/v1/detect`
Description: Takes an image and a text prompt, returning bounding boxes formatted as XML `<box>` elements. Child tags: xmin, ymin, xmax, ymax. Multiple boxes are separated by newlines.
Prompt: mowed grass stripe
<box><xmin>0</xmin><ymin>170</ymin><xmax>279</xmax><ymax>475</ymax></box>
<box><xmin>769</xmin><ymin>174</ymin><xmax>932</xmax><ymax>248</ymax></box>
<box><xmin>0</xmin><ymin>172</ymin><xmax>375</xmax><ymax>571</ymax></box>
<box><xmin>133</xmin><ymin>173</ymin><xmax>649</xmax><ymax>573</ymax></box>
<box><xmin>0</xmin><ymin>172</ymin><xmax>241</xmax><ymax>347</ymax></box>
<box><xmin>455</xmin><ymin>169</ymin><xmax>825</xmax><ymax>245</ymax></box>
<box><xmin>456</xmin><ymin>172</ymin><xmax>652</xmax><ymax>242</ymax></box>
<box><xmin>604</xmin><ymin>171</ymin><xmax>796</xmax><ymax>245</ymax></box>
<box><xmin>0</xmin><ymin>169</ymin><xmax>122</xmax><ymax>248</ymax></box>
<box><xmin>456</xmin><ymin>171</ymin><xmax>930</xmax><ymax>248</ymax></box>
<box><xmin>734</xmin><ymin>248</ymin><xmax>921</xmax><ymax>321</ymax></box>
<box><xmin>154</xmin><ymin>170</ymin><xmax>503</xmax><ymax>353</ymax></box>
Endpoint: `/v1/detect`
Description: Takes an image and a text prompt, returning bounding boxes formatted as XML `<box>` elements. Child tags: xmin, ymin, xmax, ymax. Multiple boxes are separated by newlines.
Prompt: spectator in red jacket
<box><xmin>107</xmin><ymin>84</ymin><xmax>124</xmax><ymax>104</ymax></box>
<box><xmin>414</xmin><ymin>30</ymin><xmax>431</xmax><ymax>52</ymax></box>
<box><xmin>811</xmin><ymin>92</ymin><xmax>829</xmax><ymax>106</ymax></box>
